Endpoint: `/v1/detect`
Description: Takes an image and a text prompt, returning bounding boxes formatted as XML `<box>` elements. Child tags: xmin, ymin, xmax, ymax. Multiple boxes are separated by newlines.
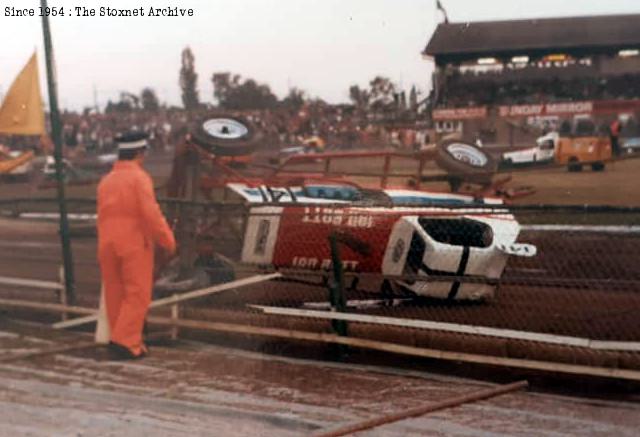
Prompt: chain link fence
<box><xmin>1</xmin><ymin>197</ymin><xmax>640</xmax><ymax>371</ymax></box>
<box><xmin>157</xmin><ymin>201</ymin><xmax>640</xmax><ymax>371</ymax></box>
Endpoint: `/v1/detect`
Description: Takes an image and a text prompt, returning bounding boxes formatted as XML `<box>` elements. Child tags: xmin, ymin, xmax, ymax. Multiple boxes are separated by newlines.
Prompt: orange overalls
<box><xmin>97</xmin><ymin>161</ymin><xmax>175</xmax><ymax>356</ymax></box>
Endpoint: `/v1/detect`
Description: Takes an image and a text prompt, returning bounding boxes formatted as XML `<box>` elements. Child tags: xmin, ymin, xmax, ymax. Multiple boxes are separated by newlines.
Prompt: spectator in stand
<box><xmin>610</xmin><ymin>118</ymin><xmax>621</xmax><ymax>156</ymax></box>
<box><xmin>438</xmin><ymin>71</ymin><xmax>640</xmax><ymax>108</ymax></box>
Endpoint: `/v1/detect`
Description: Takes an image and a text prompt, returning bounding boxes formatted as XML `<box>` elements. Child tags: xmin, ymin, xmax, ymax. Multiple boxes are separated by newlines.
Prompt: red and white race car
<box><xmin>230</xmin><ymin>182</ymin><xmax>535</xmax><ymax>301</ymax></box>
<box><xmin>164</xmin><ymin>116</ymin><xmax>536</xmax><ymax>302</ymax></box>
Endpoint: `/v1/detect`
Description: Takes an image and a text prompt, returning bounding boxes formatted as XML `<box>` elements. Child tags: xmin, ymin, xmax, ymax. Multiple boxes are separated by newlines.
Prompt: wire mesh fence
<box><xmin>152</xmin><ymin>200</ymin><xmax>640</xmax><ymax>370</ymax></box>
<box><xmin>1</xmin><ymin>197</ymin><xmax>640</xmax><ymax>371</ymax></box>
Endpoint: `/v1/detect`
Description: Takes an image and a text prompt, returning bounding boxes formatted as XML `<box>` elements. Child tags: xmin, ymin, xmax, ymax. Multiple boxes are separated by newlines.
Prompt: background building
<box><xmin>423</xmin><ymin>14</ymin><xmax>640</xmax><ymax>146</ymax></box>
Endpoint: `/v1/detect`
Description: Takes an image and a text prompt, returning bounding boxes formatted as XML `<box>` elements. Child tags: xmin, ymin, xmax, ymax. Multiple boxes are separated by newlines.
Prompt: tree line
<box><xmin>104</xmin><ymin>47</ymin><xmax>421</xmax><ymax>114</ymax></box>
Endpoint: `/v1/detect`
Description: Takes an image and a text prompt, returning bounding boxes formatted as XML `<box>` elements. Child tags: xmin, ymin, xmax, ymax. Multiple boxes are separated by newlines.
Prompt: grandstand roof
<box><xmin>424</xmin><ymin>14</ymin><xmax>640</xmax><ymax>63</ymax></box>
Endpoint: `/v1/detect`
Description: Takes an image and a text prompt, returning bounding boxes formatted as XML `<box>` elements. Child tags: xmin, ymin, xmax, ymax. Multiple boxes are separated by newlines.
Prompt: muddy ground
<box><xmin>1</xmin><ymin>318</ymin><xmax>640</xmax><ymax>436</ymax></box>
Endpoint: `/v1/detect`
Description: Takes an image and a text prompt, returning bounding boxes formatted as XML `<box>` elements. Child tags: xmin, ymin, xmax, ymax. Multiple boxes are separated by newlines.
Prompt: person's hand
<box><xmin>167</xmin><ymin>241</ymin><xmax>178</xmax><ymax>259</ymax></box>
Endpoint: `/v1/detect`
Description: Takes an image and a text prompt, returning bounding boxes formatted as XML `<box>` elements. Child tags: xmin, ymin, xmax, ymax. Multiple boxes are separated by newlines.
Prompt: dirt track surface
<box><xmin>1</xmin><ymin>320</ymin><xmax>640</xmax><ymax>436</ymax></box>
<box><xmin>508</xmin><ymin>157</ymin><xmax>640</xmax><ymax>206</ymax></box>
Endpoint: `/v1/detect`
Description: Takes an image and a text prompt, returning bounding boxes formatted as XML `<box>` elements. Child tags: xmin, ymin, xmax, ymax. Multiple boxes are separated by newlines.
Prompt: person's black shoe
<box><xmin>108</xmin><ymin>342</ymin><xmax>147</xmax><ymax>361</ymax></box>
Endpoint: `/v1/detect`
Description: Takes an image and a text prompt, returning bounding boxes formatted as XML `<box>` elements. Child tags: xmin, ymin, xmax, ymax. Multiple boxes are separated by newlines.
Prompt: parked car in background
<box><xmin>38</xmin><ymin>156</ymin><xmax>98</xmax><ymax>188</ymax></box>
<box><xmin>621</xmin><ymin>117</ymin><xmax>640</xmax><ymax>154</ymax></box>
<box><xmin>42</xmin><ymin>156</ymin><xmax>72</xmax><ymax>178</ymax></box>
<box><xmin>622</xmin><ymin>137</ymin><xmax>640</xmax><ymax>154</ymax></box>
<box><xmin>5</xmin><ymin>150</ymin><xmax>35</xmax><ymax>182</ymax></box>
<box><xmin>0</xmin><ymin>149</ymin><xmax>36</xmax><ymax>182</ymax></box>
<box><xmin>501</xmin><ymin>132</ymin><xmax>557</xmax><ymax>167</ymax></box>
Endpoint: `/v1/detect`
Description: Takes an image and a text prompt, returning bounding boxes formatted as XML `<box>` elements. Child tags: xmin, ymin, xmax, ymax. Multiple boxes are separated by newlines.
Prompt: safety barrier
<box><xmin>0</xmin><ymin>269</ymin><xmax>68</xmax><ymax>320</ymax></box>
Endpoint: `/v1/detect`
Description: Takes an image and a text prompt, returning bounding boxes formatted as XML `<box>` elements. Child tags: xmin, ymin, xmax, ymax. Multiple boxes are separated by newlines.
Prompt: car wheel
<box><xmin>190</xmin><ymin>114</ymin><xmax>261</xmax><ymax>157</ymax></box>
<box><xmin>591</xmin><ymin>162</ymin><xmax>605</xmax><ymax>172</ymax></box>
<box><xmin>436</xmin><ymin>139</ymin><xmax>497</xmax><ymax>184</ymax></box>
<box><xmin>567</xmin><ymin>158</ymin><xmax>582</xmax><ymax>172</ymax></box>
<box><xmin>500</xmin><ymin>158</ymin><xmax>514</xmax><ymax>169</ymax></box>
<box><xmin>153</xmin><ymin>261</ymin><xmax>211</xmax><ymax>298</ymax></box>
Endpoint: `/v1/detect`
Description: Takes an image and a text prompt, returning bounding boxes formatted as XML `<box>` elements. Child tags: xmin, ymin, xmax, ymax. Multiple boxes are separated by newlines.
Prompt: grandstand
<box><xmin>423</xmin><ymin>14</ymin><xmax>640</xmax><ymax>146</ymax></box>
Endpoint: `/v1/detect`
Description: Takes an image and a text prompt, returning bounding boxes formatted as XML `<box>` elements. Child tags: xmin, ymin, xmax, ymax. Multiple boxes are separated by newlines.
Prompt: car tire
<box><xmin>190</xmin><ymin>114</ymin><xmax>261</xmax><ymax>157</ymax></box>
<box><xmin>436</xmin><ymin>139</ymin><xmax>497</xmax><ymax>184</ymax></box>
<box><xmin>153</xmin><ymin>261</ymin><xmax>211</xmax><ymax>298</ymax></box>
<box><xmin>500</xmin><ymin>158</ymin><xmax>514</xmax><ymax>170</ymax></box>
<box><xmin>591</xmin><ymin>162</ymin><xmax>605</xmax><ymax>172</ymax></box>
<box><xmin>567</xmin><ymin>158</ymin><xmax>582</xmax><ymax>172</ymax></box>
<box><xmin>153</xmin><ymin>254</ymin><xmax>237</xmax><ymax>299</ymax></box>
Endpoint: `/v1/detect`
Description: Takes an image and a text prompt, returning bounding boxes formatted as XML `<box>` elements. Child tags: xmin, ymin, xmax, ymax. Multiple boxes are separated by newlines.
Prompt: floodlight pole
<box><xmin>40</xmin><ymin>0</ymin><xmax>76</xmax><ymax>304</ymax></box>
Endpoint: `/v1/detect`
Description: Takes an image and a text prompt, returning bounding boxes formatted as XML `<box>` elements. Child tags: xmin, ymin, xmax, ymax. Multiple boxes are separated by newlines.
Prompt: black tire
<box><xmin>436</xmin><ymin>139</ymin><xmax>497</xmax><ymax>184</ymax></box>
<box><xmin>591</xmin><ymin>162</ymin><xmax>605</xmax><ymax>172</ymax></box>
<box><xmin>200</xmin><ymin>256</ymin><xmax>236</xmax><ymax>286</ymax></box>
<box><xmin>153</xmin><ymin>255</ymin><xmax>236</xmax><ymax>299</ymax></box>
<box><xmin>190</xmin><ymin>114</ymin><xmax>260</xmax><ymax>157</ymax></box>
<box><xmin>153</xmin><ymin>259</ymin><xmax>211</xmax><ymax>298</ymax></box>
<box><xmin>567</xmin><ymin>158</ymin><xmax>582</xmax><ymax>172</ymax></box>
<box><xmin>499</xmin><ymin>158</ymin><xmax>513</xmax><ymax>171</ymax></box>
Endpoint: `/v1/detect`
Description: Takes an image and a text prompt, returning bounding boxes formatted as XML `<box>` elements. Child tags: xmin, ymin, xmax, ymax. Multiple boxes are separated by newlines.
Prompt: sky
<box><xmin>0</xmin><ymin>0</ymin><xmax>639</xmax><ymax>111</ymax></box>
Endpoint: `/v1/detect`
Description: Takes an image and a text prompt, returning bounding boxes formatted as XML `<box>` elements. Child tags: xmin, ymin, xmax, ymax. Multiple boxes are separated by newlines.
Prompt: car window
<box><xmin>574</xmin><ymin>119</ymin><xmax>596</xmax><ymax>136</ymax></box>
<box><xmin>305</xmin><ymin>185</ymin><xmax>358</xmax><ymax>200</ymax></box>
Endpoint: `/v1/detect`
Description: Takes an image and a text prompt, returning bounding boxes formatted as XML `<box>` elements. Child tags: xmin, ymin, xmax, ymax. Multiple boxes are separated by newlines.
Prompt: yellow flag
<box><xmin>0</xmin><ymin>53</ymin><xmax>46</xmax><ymax>136</ymax></box>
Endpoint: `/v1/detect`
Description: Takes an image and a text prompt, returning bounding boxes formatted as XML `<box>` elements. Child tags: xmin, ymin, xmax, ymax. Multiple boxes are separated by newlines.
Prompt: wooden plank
<box><xmin>0</xmin><ymin>341</ymin><xmax>99</xmax><ymax>364</ymax></box>
<box><xmin>0</xmin><ymin>298</ymin><xmax>94</xmax><ymax>315</ymax></box>
<box><xmin>522</xmin><ymin>225</ymin><xmax>640</xmax><ymax>234</ymax></box>
<box><xmin>0</xmin><ymin>276</ymin><xmax>63</xmax><ymax>291</ymax></box>
<box><xmin>0</xmin><ymin>331</ymin><xmax>174</xmax><ymax>364</ymax></box>
<box><xmin>250</xmin><ymin>305</ymin><xmax>640</xmax><ymax>353</ymax></box>
<box><xmin>94</xmin><ymin>285</ymin><xmax>110</xmax><ymax>344</ymax></box>
<box><xmin>144</xmin><ymin>316</ymin><xmax>640</xmax><ymax>382</ymax></box>
<box><xmin>315</xmin><ymin>381</ymin><xmax>528</xmax><ymax>437</ymax></box>
<box><xmin>147</xmin><ymin>273</ymin><xmax>281</xmax><ymax>309</ymax></box>
<box><xmin>52</xmin><ymin>273</ymin><xmax>282</xmax><ymax>330</ymax></box>
<box><xmin>2</xmin><ymin>297</ymin><xmax>640</xmax><ymax>381</ymax></box>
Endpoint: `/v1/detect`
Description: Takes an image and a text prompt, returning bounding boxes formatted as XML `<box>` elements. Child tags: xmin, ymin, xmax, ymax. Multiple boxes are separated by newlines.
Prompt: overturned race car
<box><xmin>239</xmin><ymin>200</ymin><xmax>535</xmax><ymax>302</ymax></box>
<box><xmin>162</xmin><ymin>115</ymin><xmax>537</xmax><ymax>302</ymax></box>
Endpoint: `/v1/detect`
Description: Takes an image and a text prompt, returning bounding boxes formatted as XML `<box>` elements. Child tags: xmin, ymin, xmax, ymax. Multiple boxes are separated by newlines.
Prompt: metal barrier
<box><xmin>0</xmin><ymin>268</ymin><xmax>68</xmax><ymax>320</ymax></box>
<box><xmin>0</xmin><ymin>276</ymin><xmax>63</xmax><ymax>292</ymax></box>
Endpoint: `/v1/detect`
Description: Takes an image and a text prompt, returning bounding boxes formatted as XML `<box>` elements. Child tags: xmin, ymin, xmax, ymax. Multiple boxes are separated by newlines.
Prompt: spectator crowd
<box><xmin>0</xmin><ymin>103</ymin><xmax>432</xmax><ymax>157</ymax></box>
<box><xmin>438</xmin><ymin>72</ymin><xmax>640</xmax><ymax>108</ymax></box>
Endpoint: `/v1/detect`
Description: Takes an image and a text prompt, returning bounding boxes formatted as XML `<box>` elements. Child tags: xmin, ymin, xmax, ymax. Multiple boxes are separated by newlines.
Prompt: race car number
<box><xmin>292</xmin><ymin>256</ymin><xmax>359</xmax><ymax>271</ymax></box>
<box><xmin>302</xmin><ymin>207</ymin><xmax>373</xmax><ymax>228</ymax></box>
<box><xmin>496</xmin><ymin>243</ymin><xmax>537</xmax><ymax>257</ymax></box>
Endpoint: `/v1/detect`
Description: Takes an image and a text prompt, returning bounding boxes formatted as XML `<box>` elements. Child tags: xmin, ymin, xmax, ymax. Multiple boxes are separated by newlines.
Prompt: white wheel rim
<box><xmin>202</xmin><ymin>118</ymin><xmax>249</xmax><ymax>140</ymax></box>
<box><xmin>446</xmin><ymin>143</ymin><xmax>488</xmax><ymax>168</ymax></box>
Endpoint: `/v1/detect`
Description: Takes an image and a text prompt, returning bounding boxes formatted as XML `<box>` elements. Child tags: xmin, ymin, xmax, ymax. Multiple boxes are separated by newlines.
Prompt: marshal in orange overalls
<box><xmin>97</xmin><ymin>161</ymin><xmax>175</xmax><ymax>356</ymax></box>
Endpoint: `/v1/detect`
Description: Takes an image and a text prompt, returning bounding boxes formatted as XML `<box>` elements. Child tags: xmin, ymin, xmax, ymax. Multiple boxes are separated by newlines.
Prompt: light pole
<box><xmin>40</xmin><ymin>0</ymin><xmax>76</xmax><ymax>304</ymax></box>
